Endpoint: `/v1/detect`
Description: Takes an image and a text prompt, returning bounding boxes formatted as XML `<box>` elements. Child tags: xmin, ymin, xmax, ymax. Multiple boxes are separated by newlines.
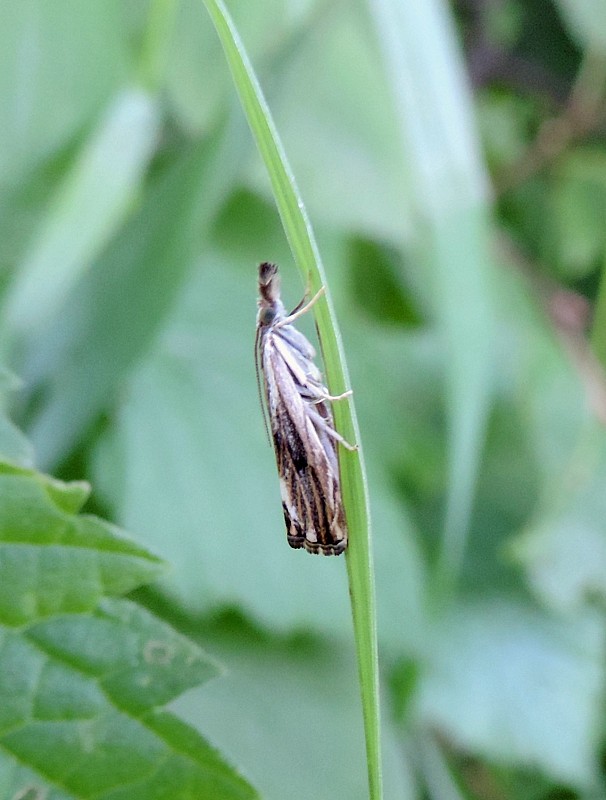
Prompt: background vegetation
<box><xmin>1</xmin><ymin>0</ymin><xmax>606</xmax><ymax>798</ymax></box>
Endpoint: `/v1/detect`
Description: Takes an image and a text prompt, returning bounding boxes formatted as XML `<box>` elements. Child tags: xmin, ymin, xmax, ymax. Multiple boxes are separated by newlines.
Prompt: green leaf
<box><xmin>0</xmin><ymin>599</ymin><xmax>256</xmax><ymax>800</ymax></box>
<box><xmin>497</xmin><ymin>261</ymin><xmax>606</xmax><ymax>612</ymax></box>
<box><xmin>0</xmin><ymin>414</ymin><xmax>34</xmax><ymax>469</ymax></box>
<box><xmin>0</xmin><ymin>459</ymin><xmax>259</xmax><ymax>799</ymax></box>
<box><xmin>0</xmin><ymin>371</ymin><xmax>35</xmax><ymax>469</ymax></box>
<box><xmin>244</xmin><ymin>3</ymin><xmax>412</xmax><ymax>242</ymax></box>
<box><xmin>4</xmin><ymin>88</ymin><xmax>161</xmax><ymax>337</ymax></box>
<box><xmin>137</xmin><ymin>0</ymin><xmax>181</xmax><ymax>93</ymax></box>
<box><xmin>369</xmin><ymin>0</ymin><xmax>496</xmax><ymax>597</ymax></box>
<box><xmin>0</xmin><ymin>465</ymin><xmax>164</xmax><ymax>624</ymax></box>
<box><xmin>414</xmin><ymin>734</ymin><xmax>474</xmax><ymax>800</ymax></box>
<box><xmin>21</xmin><ymin>120</ymin><xmax>246</xmax><ymax>468</ymax></box>
<box><xmin>417</xmin><ymin>601</ymin><xmax>604</xmax><ymax>788</ymax></box>
<box><xmin>348</xmin><ymin>238</ymin><xmax>423</xmax><ymax>328</ymax></box>
<box><xmin>166</xmin><ymin>0</ymin><xmax>309</xmax><ymax>136</ymax></box>
<box><xmin>172</xmin><ymin>616</ymin><xmax>417</xmax><ymax>800</ymax></box>
<box><xmin>0</xmin><ymin>1</ymin><xmax>130</xmax><ymax>184</ymax></box>
<box><xmin>510</xmin><ymin>427</ymin><xmax>606</xmax><ymax>612</ymax></box>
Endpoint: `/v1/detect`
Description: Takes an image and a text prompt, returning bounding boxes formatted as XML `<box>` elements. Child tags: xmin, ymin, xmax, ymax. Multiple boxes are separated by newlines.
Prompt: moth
<box><xmin>255</xmin><ymin>261</ymin><xmax>355</xmax><ymax>556</ymax></box>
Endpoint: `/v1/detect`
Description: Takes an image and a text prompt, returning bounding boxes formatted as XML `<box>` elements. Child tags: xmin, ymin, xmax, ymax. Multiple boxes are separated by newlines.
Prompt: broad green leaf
<box><xmin>0</xmin><ymin>414</ymin><xmax>34</xmax><ymax>469</ymax></box>
<box><xmin>20</xmin><ymin>119</ymin><xmax>247</xmax><ymax>469</ymax></box>
<box><xmin>0</xmin><ymin>372</ymin><xmax>35</xmax><ymax>467</ymax></box>
<box><xmin>0</xmin><ymin>464</ymin><xmax>164</xmax><ymax>624</ymax></box>
<box><xmin>513</xmin><ymin>320</ymin><xmax>589</xmax><ymax>482</ymax></box>
<box><xmin>0</xmin><ymin>598</ymin><xmax>257</xmax><ymax>800</ymax></box>
<box><xmin>510</xmin><ymin>426</ymin><xmax>606</xmax><ymax>611</ymax></box>
<box><xmin>4</xmin><ymin>88</ymin><xmax>161</xmax><ymax>337</ymax></box>
<box><xmin>166</xmin><ymin>0</ymin><xmax>314</xmax><ymax>136</ymax></box>
<box><xmin>369</xmin><ymin>0</ymin><xmax>496</xmax><ymax>595</ymax></box>
<box><xmin>465</xmin><ymin>258</ymin><xmax>606</xmax><ymax>613</ymax></box>
<box><xmin>417</xmin><ymin>601</ymin><xmax>605</xmax><ymax>788</ymax></box>
<box><xmin>244</xmin><ymin>3</ymin><xmax>412</xmax><ymax>243</ymax></box>
<box><xmin>172</xmin><ymin>616</ymin><xmax>417</xmax><ymax>800</ymax></box>
<box><xmin>414</xmin><ymin>734</ymin><xmax>474</xmax><ymax>800</ymax></box>
<box><xmin>0</xmin><ymin>1</ymin><xmax>130</xmax><ymax>184</ymax></box>
<box><xmin>0</xmin><ymin>458</ymin><xmax>258</xmax><ymax>799</ymax></box>
<box><xmin>348</xmin><ymin>238</ymin><xmax>424</xmax><ymax>328</ymax></box>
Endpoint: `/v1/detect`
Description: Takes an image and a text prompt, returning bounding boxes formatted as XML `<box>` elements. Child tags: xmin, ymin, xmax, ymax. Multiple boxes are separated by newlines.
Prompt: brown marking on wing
<box><xmin>268</xmin><ymin>347</ymin><xmax>348</xmax><ymax>556</ymax></box>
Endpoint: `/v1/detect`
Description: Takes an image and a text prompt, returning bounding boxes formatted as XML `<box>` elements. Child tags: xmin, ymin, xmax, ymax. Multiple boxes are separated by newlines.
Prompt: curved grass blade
<box><xmin>200</xmin><ymin>2</ymin><xmax>381</xmax><ymax>798</ymax></box>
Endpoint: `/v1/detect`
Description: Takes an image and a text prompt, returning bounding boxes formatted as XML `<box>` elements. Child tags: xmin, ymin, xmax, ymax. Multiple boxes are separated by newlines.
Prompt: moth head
<box><xmin>258</xmin><ymin>261</ymin><xmax>281</xmax><ymax>304</ymax></box>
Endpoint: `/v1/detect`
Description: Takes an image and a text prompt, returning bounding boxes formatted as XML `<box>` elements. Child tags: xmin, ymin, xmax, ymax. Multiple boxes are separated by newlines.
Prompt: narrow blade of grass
<box><xmin>200</xmin><ymin>1</ymin><xmax>381</xmax><ymax>797</ymax></box>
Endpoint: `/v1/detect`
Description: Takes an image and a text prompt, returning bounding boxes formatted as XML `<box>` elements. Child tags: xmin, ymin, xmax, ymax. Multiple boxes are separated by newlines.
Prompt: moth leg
<box><xmin>307</xmin><ymin>407</ymin><xmax>358</xmax><ymax>451</ymax></box>
<box><xmin>275</xmin><ymin>285</ymin><xmax>326</xmax><ymax>328</ymax></box>
<box><xmin>299</xmin><ymin>375</ymin><xmax>352</xmax><ymax>404</ymax></box>
<box><xmin>310</xmin><ymin>389</ymin><xmax>353</xmax><ymax>403</ymax></box>
<box><xmin>285</xmin><ymin>271</ymin><xmax>313</xmax><ymax>316</ymax></box>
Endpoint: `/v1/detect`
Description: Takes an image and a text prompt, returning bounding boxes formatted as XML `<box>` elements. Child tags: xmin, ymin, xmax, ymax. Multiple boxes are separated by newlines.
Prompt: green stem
<box><xmin>200</xmin><ymin>1</ymin><xmax>382</xmax><ymax>797</ymax></box>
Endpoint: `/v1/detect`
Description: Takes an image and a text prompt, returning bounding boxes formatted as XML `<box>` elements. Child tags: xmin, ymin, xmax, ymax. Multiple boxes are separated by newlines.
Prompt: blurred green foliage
<box><xmin>1</xmin><ymin>0</ymin><xmax>606</xmax><ymax>798</ymax></box>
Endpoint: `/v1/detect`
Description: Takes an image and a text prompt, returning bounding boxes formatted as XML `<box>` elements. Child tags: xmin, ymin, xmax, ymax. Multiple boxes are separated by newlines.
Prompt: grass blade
<box><xmin>201</xmin><ymin>1</ymin><xmax>381</xmax><ymax>797</ymax></box>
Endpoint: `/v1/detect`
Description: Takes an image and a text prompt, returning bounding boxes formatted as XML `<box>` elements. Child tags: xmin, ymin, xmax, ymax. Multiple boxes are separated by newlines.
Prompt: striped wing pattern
<box><xmin>263</xmin><ymin>332</ymin><xmax>347</xmax><ymax>555</ymax></box>
<box><xmin>255</xmin><ymin>261</ymin><xmax>349</xmax><ymax>556</ymax></box>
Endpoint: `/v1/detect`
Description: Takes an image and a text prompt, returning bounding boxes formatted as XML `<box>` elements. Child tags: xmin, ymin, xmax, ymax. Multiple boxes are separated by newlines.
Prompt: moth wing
<box><xmin>265</xmin><ymin>337</ymin><xmax>347</xmax><ymax>556</ymax></box>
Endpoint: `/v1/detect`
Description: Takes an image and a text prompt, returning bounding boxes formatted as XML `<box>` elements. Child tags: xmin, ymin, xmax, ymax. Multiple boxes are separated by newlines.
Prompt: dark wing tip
<box><xmin>302</xmin><ymin>539</ymin><xmax>347</xmax><ymax>556</ymax></box>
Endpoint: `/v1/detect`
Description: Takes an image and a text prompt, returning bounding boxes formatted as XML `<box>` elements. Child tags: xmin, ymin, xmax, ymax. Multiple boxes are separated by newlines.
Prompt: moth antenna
<box><xmin>254</xmin><ymin>325</ymin><xmax>272</xmax><ymax>446</ymax></box>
